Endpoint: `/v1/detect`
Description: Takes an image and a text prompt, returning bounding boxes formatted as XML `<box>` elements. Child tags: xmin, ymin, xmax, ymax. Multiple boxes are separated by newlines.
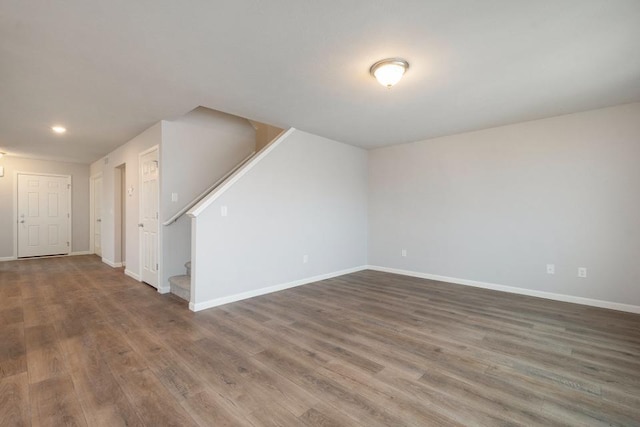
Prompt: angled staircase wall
<box><xmin>187</xmin><ymin>129</ymin><xmax>369</xmax><ymax>312</ymax></box>
<box><xmin>160</xmin><ymin>107</ymin><xmax>256</xmax><ymax>292</ymax></box>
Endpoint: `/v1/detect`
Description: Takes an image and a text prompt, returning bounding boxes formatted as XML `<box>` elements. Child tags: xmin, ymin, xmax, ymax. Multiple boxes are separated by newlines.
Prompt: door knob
<box><xmin>19</xmin><ymin>220</ymin><xmax>25</xmax><ymax>224</ymax></box>
<box><xmin>97</xmin><ymin>218</ymin><xmax>102</xmax><ymax>222</ymax></box>
<box><xmin>138</xmin><ymin>223</ymin><xmax>144</xmax><ymax>228</ymax></box>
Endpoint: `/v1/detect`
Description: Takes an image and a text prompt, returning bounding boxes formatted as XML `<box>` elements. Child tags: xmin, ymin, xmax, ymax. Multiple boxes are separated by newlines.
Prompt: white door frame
<box><xmin>90</xmin><ymin>173</ymin><xmax>102</xmax><ymax>255</ymax></box>
<box><xmin>14</xmin><ymin>171</ymin><xmax>72</xmax><ymax>258</ymax></box>
<box><xmin>138</xmin><ymin>145</ymin><xmax>163</xmax><ymax>291</ymax></box>
<box><xmin>113</xmin><ymin>164</ymin><xmax>126</xmax><ymax>266</ymax></box>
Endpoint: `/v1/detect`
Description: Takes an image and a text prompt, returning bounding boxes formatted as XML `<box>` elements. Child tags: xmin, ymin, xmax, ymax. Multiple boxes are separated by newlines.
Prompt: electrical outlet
<box><xmin>171</xmin><ymin>192</ymin><xmax>178</xmax><ymax>202</ymax></box>
<box><xmin>303</xmin><ymin>254</ymin><xmax>308</xmax><ymax>264</ymax></box>
<box><xmin>578</xmin><ymin>267</ymin><xmax>587</xmax><ymax>278</ymax></box>
<box><xmin>221</xmin><ymin>206</ymin><xmax>228</xmax><ymax>217</ymax></box>
<box><xmin>401</xmin><ymin>249</ymin><xmax>407</xmax><ymax>257</ymax></box>
<box><xmin>546</xmin><ymin>264</ymin><xmax>555</xmax><ymax>275</ymax></box>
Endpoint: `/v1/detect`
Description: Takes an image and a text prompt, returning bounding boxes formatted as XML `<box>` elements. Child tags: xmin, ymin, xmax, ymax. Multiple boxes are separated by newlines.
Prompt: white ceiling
<box><xmin>1</xmin><ymin>1</ymin><xmax>639</xmax><ymax>163</ymax></box>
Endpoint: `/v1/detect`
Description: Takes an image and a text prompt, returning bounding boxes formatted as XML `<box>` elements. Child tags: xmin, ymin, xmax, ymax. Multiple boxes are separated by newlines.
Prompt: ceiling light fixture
<box><xmin>0</xmin><ymin>152</ymin><xmax>5</xmax><ymax>159</ymax></box>
<box><xmin>51</xmin><ymin>126</ymin><xmax>67</xmax><ymax>134</ymax></box>
<box><xmin>370</xmin><ymin>58</ymin><xmax>409</xmax><ymax>88</ymax></box>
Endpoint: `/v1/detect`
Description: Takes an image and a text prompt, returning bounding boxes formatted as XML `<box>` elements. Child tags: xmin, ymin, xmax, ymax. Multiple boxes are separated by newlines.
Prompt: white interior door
<box><xmin>140</xmin><ymin>149</ymin><xmax>159</xmax><ymax>287</ymax></box>
<box><xmin>92</xmin><ymin>175</ymin><xmax>103</xmax><ymax>256</ymax></box>
<box><xmin>17</xmin><ymin>173</ymin><xmax>71</xmax><ymax>258</ymax></box>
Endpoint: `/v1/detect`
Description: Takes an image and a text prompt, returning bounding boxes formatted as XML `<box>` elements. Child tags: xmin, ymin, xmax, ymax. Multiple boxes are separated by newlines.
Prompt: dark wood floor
<box><xmin>1</xmin><ymin>256</ymin><xmax>639</xmax><ymax>426</ymax></box>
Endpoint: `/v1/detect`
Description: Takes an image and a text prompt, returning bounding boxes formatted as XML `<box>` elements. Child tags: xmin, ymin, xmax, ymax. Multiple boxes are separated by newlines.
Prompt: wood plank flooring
<box><xmin>1</xmin><ymin>255</ymin><xmax>639</xmax><ymax>426</ymax></box>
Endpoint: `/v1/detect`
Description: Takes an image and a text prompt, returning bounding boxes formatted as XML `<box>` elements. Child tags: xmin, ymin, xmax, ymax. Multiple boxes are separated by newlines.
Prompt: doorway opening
<box><xmin>114</xmin><ymin>164</ymin><xmax>126</xmax><ymax>267</ymax></box>
<box><xmin>90</xmin><ymin>174</ymin><xmax>103</xmax><ymax>257</ymax></box>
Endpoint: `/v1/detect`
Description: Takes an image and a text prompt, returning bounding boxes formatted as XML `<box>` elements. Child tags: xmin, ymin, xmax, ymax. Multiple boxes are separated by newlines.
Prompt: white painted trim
<box><xmin>138</xmin><ymin>144</ymin><xmax>160</xmax><ymax>157</ymax></box>
<box><xmin>188</xmin><ymin>128</ymin><xmax>296</xmax><ymax>217</ymax></box>
<box><xmin>189</xmin><ymin>265</ymin><xmax>367</xmax><ymax>312</ymax></box>
<box><xmin>89</xmin><ymin>172</ymin><xmax>102</xmax><ymax>255</ymax></box>
<box><xmin>157</xmin><ymin>286</ymin><xmax>170</xmax><ymax>294</ymax></box>
<box><xmin>189</xmin><ymin>216</ymin><xmax>197</xmax><ymax>304</ymax></box>
<box><xmin>13</xmin><ymin>172</ymin><xmax>17</xmax><ymax>258</ymax></box>
<box><xmin>102</xmin><ymin>258</ymin><xmax>123</xmax><ymax>268</ymax></box>
<box><xmin>67</xmin><ymin>175</ymin><xmax>73</xmax><ymax>254</ymax></box>
<box><xmin>366</xmin><ymin>266</ymin><xmax>640</xmax><ymax>315</ymax></box>
<box><xmin>0</xmin><ymin>252</ymin><xmax>90</xmax><ymax>262</ymax></box>
<box><xmin>124</xmin><ymin>269</ymin><xmax>141</xmax><ymax>281</ymax></box>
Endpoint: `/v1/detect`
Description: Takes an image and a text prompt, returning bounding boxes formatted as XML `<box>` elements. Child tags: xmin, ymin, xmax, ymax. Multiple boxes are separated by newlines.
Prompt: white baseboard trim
<box><xmin>157</xmin><ymin>286</ymin><xmax>170</xmax><ymax>294</ymax></box>
<box><xmin>124</xmin><ymin>269</ymin><xmax>141</xmax><ymax>281</ymax></box>
<box><xmin>190</xmin><ymin>265</ymin><xmax>368</xmax><ymax>312</ymax></box>
<box><xmin>102</xmin><ymin>258</ymin><xmax>124</xmax><ymax>268</ymax></box>
<box><xmin>367</xmin><ymin>265</ymin><xmax>640</xmax><ymax>315</ymax></box>
<box><xmin>70</xmin><ymin>251</ymin><xmax>92</xmax><ymax>256</ymax></box>
<box><xmin>0</xmin><ymin>252</ymin><xmax>91</xmax><ymax>262</ymax></box>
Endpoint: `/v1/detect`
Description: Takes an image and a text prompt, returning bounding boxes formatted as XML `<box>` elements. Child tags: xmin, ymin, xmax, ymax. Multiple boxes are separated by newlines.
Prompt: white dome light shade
<box><xmin>370</xmin><ymin>58</ymin><xmax>409</xmax><ymax>87</ymax></box>
<box><xmin>51</xmin><ymin>125</ymin><xmax>66</xmax><ymax>134</ymax></box>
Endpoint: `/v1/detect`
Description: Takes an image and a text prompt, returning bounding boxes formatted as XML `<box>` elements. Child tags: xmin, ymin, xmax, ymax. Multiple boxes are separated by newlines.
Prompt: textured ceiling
<box><xmin>1</xmin><ymin>0</ymin><xmax>639</xmax><ymax>163</ymax></box>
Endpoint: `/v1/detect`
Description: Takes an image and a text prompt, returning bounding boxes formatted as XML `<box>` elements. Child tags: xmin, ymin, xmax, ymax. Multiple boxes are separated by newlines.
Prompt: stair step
<box><xmin>169</xmin><ymin>275</ymin><xmax>190</xmax><ymax>301</ymax></box>
<box><xmin>185</xmin><ymin>261</ymin><xmax>191</xmax><ymax>276</ymax></box>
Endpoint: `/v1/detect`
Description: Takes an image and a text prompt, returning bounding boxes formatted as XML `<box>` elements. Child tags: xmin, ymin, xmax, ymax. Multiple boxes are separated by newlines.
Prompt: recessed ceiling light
<box><xmin>370</xmin><ymin>58</ymin><xmax>409</xmax><ymax>88</ymax></box>
<box><xmin>51</xmin><ymin>126</ymin><xmax>67</xmax><ymax>134</ymax></box>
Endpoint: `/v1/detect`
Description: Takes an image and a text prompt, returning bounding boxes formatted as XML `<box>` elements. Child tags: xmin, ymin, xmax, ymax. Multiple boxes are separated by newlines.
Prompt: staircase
<box><xmin>169</xmin><ymin>261</ymin><xmax>191</xmax><ymax>301</ymax></box>
<box><xmin>163</xmin><ymin>126</ymin><xmax>289</xmax><ymax>310</ymax></box>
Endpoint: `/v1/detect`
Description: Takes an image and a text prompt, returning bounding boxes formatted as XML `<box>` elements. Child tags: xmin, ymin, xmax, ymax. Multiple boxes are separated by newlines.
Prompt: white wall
<box><xmin>369</xmin><ymin>103</ymin><xmax>640</xmax><ymax>307</ymax></box>
<box><xmin>0</xmin><ymin>156</ymin><xmax>90</xmax><ymax>259</ymax></box>
<box><xmin>90</xmin><ymin>123</ymin><xmax>161</xmax><ymax>278</ymax></box>
<box><xmin>160</xmin><ymin>107</ymin><xmax>256</xmax><ymax>289</ymax></box>
<box><xmin>191</xmin><ymin>129</ymin><xmax>368</xmax><ymax>309</ymax></box>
